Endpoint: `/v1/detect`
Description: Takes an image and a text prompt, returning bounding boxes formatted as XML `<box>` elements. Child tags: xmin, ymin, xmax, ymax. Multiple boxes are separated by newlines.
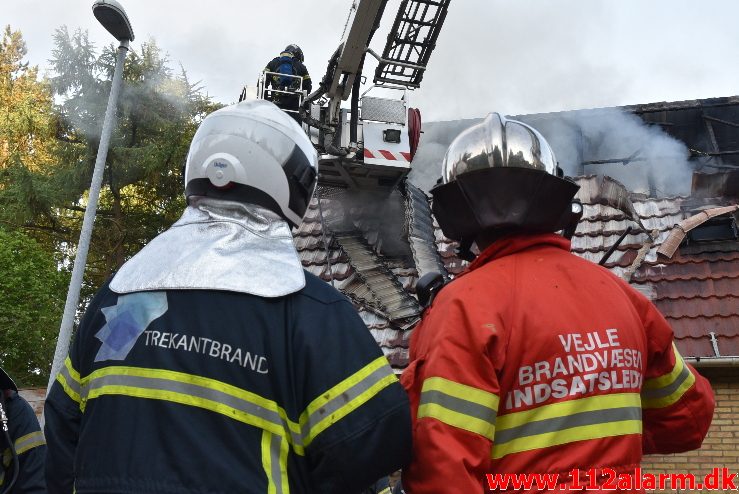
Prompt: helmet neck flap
<box><xmin>431</xmin><ymin>166</ymin><xmax>580</xmax><ymax>261</ymax></box>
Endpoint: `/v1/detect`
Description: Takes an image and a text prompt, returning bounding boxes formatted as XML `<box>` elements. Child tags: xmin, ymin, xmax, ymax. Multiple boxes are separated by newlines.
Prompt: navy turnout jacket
<box><xmin>45</xmin><ymin>273</ymin><xmax>411</xmax><ymax>494</ymax></box>
<box><xmin>1</xmin><ymin>390</ymin><xmax>46</xmax><ymax>493</ymax></box>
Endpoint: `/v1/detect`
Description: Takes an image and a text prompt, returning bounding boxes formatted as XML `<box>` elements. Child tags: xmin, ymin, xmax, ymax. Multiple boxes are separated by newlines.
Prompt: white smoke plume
<box><xmin>518</xmin><ymin>108</ymin><xmax>694</xmax><ymax>197</ymax></box>
<box><xmin>409</xmin><ymin>108</ymin><xmax>696</xmax><ymax>197</ymax></box>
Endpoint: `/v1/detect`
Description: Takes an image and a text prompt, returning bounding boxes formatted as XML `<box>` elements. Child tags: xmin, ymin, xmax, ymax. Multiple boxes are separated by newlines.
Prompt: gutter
<box><xmin>685</xmin><ymin>356</ymin><xmax>739</xmax><ymax>368</ymax></box>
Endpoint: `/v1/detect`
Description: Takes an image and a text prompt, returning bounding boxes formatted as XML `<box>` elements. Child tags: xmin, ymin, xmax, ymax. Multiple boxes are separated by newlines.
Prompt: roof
<box><xmin>572</xmin><ymin>176</ymin><xmax>739</xmax><ymax>359</ymax></box>
<box><xmin>299</xmin><ymin>96</ymin><xmax>739</xmax><ymax>370</ymax></box>
<box><xmin>296</xmin><ymin>178</ymin><xmax>738</xmax><ymax>369</ymax></box>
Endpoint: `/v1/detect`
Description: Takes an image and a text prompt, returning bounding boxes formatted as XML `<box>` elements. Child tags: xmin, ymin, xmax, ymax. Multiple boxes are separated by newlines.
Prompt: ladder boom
<box><xmin>373</xmin><ymin>0</ymin><xmax>451</xmax><ymax>88</ymax></box>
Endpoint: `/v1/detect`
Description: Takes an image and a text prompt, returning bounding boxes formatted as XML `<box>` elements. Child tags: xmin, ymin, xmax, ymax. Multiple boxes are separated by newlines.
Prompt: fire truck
<box><xmin>241</xmin><ymin>0</ymin><xmax>452</xmax><ymax>191</ymax></box>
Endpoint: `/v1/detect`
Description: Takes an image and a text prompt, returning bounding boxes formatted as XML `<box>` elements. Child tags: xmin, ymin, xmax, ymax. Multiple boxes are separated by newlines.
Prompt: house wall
<box><xmin>641</xmin><ymin>372</ymin><xmax>739</xmax><ymax>493</ymax></box>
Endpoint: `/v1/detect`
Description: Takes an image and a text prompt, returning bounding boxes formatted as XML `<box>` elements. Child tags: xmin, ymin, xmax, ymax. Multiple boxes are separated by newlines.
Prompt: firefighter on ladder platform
<box><xmin>0</xmin><ymin>367</ymin><xmax>45</xmax><ymax>494</ymax></box>
<box><xmin>263</xmin><ymin>44</ymin><xmax>311</xmax><ymax>122</ymax></box>
<box><xmin>44</xmin><ymin>100</ymin><xmax>411</xmax><ymax>494</ymax></box>
<box><xmin>400</xmin><ymin>113</ymin><xmax>715</xmax><ymax>493</ymax></box>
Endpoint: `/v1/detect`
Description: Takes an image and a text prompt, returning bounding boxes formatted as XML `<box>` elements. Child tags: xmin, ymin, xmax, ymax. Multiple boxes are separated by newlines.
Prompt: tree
<box><xmin>0</xmin><ymin>227</ymin><xmax>69</xmax><ymax>386</ymax></box>
<box><xmin>0</xmin><ymin>26</ymin><xmax>60</xmax><ymax>229</ymax></box>
<box><xmin>2</xmin><ymin>26</ymin><xmax>221</xmax><ymax>294</ymax></box>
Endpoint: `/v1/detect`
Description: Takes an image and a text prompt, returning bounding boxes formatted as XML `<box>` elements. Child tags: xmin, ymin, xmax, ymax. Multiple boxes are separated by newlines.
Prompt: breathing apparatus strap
<box><xmin>0</xmin><ymin>391</ymin><xmax>19</xmax><ymax>494</ymax></box>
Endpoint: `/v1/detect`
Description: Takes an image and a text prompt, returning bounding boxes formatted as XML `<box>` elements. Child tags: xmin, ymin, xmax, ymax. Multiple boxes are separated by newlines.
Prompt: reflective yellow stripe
<box><xmin>497</xmin><ymin>393</ymin><xmax>640</xmax><ymax>430</ymax></box>
<box><xmin>300</xmin><ymin>356</ymin><xmax>397</xmax><ymax>447</ymax></box>
<box><xmin>57</xmin><ymin>357</ymin><xmax>82</xmax><ymax>403</ymax></box>
<box><xmin>642</xmin><ymin>344</ymin><xmax>695</xmax><ymax>409</ymax></box>
<box><xmin>642</xmin><ymin>370</ymin><xmax>695</xmax><ymax>409</ymax></box>
<box><xmin>418</xmin><ymin>402</ymin><xmax>496</xmax><ymax>440</ymax></box>
<box><xmin>261</xmin><ymin>431</ymin><xmax>275</xmax><ymax>494</ymax></box>
<box><xmin>14</xmin><ymin>431</ymin><xmax>46</xmax><ymax>455</ymax></box>
<box><xmin>261</xmin><ymin>430</ymin><xmax>289</xmax><ymax>494</ymax></box>
<box><xmin>418</xmin><ymin>377</ymin><xmax>499</xmax><ymax>440</ymax></box>
<box><xmin>421</xmin><ymin>377</ymin><xmax>500</xmax><ymax>411</ymax></box>
<box><xmin>279</xmin><ymin>431</ymin><xmax>289</xmax><ymax>493</ymax></box>
<box><xmin>76</xmin><ymin>359</ymin><xmax>397</xmax><ymax>457</ymax></box>
<box><xmin>88</xmin><ymin>383</ymin><xmax>286</xmax><ymax>435</ymax></box>
<box><xmin>492</xmin><ymin>393</ymin><xmax>642</xmax><ymax>459</ymax></box>
<box><xmin>65</xmin><ymin>356</ymin><xmax>81</xmax><ymax>383</ymax></box>
<box><xmin>80</xmin><ymin>366</ymin><xmax>305</xmax><ymax>454</ymax></box>
<box><xmin>82</xmin><ymin>366</ymin><xmax>279</xmax><ymax>417</ymax></box>
<box><xmin>492</xmin><ymin>420</ymin><xmax>642</xmax><ymax>459</ymax></box>
<box><xmin>643</xmin><ymin>343</ymin><xmax>684</xmax><ymax>390</ymax></box>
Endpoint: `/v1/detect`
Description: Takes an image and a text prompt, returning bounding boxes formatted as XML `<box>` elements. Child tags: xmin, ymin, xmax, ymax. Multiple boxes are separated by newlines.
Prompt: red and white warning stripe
<box><xmin>364</xmin><ymin>149</ymin><xmax>412</xmax><ymax>162</ymax></box>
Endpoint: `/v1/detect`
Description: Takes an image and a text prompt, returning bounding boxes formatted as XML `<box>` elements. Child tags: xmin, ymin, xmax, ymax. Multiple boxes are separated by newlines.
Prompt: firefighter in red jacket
<box><xmin>401</xmin><ymin>113</ymin><xmax>715</xmax><ymax>493</ymax></box>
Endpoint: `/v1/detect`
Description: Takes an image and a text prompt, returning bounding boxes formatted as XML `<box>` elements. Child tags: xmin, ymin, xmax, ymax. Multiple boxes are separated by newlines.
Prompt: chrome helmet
<box><xmin>431</xmin><ymin>113</ymin><xmax>580</xmax><ymax>258</ymax></box>
<box><xmin>184</xmin><ymin>100</ymin><xmax>318</xmax><ymax>227</ymax></box>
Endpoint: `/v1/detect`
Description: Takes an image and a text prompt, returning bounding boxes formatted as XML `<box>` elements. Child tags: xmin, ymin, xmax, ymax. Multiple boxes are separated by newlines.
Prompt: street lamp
<box><xmin>47</xmin><ymin>0</ymin><xmax>135</xmax><ymax>394</ymax></box>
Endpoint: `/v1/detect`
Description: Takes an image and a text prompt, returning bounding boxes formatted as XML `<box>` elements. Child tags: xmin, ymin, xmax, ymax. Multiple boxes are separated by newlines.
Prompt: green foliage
<box><xmin>0</xmin><ymin>26</ymin><xmax>60</xmax><ymax>226</ymax></box>
<box><xmin>48</xmin><ymin>27</ymin><xmax>221</xmax><ymax>289</ymax></box>
<box><xmin>0</xmin><ymin>227</ymin><xmax>69</xmax><ymax>387</ymax></box>
<box><xmin>1</xmin><ymin>26</ymin><xmax>221</xmax><ymax>293</ymax></box>
<box><xmin>0</xmin><ymin>25</ymin><xmax>221</xmax><ymax>383</ymax></box>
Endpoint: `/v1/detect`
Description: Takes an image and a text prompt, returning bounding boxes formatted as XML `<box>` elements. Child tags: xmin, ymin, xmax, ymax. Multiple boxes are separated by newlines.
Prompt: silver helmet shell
<box><xmin>441</xmin><ymin>113</ymin><xmax>558</xmax><ymax>183</ymax></box>
<box><xmin>431</xmin><ymin>112</ymin><xmax>579</xmax><ymax>245</ymax></box>
<box><xmin>184</xmin><ymin>100</ymin><xmax>318</xmax><ymax>227</ymax></box>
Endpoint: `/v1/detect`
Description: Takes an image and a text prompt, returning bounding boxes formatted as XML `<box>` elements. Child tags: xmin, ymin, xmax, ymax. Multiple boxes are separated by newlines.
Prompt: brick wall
<box><xmin>641</xmin><ymin>372</ymin><xmax>738</xmax><ymax>493</ymax></box>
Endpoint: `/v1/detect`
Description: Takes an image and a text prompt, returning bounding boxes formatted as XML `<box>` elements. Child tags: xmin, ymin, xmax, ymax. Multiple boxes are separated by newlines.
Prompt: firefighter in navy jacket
<box><xmin>400</xmin><ymin>113</ymin><xmax>715</xmax><ymax>493</ymax></box>
<box><xmin>264</xmin><ymin>44</ymin><xmax>311</xmax><ymax>116</ymax></box>
<box><xmin>1</xmin><ymin>367</ymin><xmax>46</xmax><ymax>493</ymax></box>
<box><xmin>44</xmin><ymin>101</ymin><xmax>411</xmax><ymax>494</ymax></box>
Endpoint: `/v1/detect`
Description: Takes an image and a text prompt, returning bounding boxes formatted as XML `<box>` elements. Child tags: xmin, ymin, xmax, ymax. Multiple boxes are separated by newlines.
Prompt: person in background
<box><xmin>400</xmin><ymin>113</ymin><xmax>715</xmax><ymax>493</ymax></box>
<box><xmin>0</xmin><ymin>367</ymin><xmax>45</xmax><ymax>494</ymax></box>
<box><xmin>263</xmin><ymin>44</ymin><xmax>311</xmax><ymax>121</ymax></box>
<box><xmin>44</xmin><ymin>100</ymin><xmax>411</xmax><ymax>494</ymax></box>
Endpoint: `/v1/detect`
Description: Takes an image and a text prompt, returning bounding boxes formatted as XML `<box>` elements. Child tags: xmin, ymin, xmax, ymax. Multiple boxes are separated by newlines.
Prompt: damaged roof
<box><xmin>295</xmin><ymin>176</ymin><xmax>738</xmax><ymax>369</ymax></box>
<box><xmin>297</xmin><ymin>96</ymin><xmax>739</xmax><ymax>370</ymax></box>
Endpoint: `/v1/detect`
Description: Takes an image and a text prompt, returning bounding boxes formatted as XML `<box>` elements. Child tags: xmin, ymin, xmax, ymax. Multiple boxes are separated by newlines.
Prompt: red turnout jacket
<box><xmin>401</xmin><ymin>233</ymin><xmax>714</xmax><ymax>493</ymax></box>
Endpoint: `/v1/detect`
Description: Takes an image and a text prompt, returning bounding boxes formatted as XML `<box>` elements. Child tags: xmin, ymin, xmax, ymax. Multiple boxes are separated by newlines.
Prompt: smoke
<box><xmin>407</xmin><ymin>118</ymin><xmax>481</xmax><ymax>192</ymax></box>
<box><xmin>408</xmin><ymin>108</ymin><xmax>695</xmax><ymax>197</ymax></box>
<box><xmin>320</xmin><ymin>188</ymin><xmax>412</xmax><ymax>258</ymax></box>
<box><xmin>518</xmin><ymin>108</ymin><xmax>694</xmax><ymax>197</ymax></box>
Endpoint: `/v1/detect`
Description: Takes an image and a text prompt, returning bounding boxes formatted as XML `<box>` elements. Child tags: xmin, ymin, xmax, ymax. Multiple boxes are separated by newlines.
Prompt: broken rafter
<box><xmin>703</xmin><ymin>115</ymin><xmax>739</xmax><ymax>129</ymax></box>
<box><xmin>656</xmin><ymin>205</ymin><xmax>739</xmax><ymax>259</ymax></box>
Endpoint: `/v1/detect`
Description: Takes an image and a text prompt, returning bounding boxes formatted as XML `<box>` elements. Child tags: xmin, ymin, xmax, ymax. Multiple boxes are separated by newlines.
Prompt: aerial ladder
<box><xmin>243</xmin><ymin>0</ymin><xmax>451</xmax><ymax>190</ymax></box>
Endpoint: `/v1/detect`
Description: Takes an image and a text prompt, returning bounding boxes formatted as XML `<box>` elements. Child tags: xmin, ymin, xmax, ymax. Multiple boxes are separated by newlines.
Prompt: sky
<box><xmin>4</xmin><ymin>0</ymin><xmax>739</xmax><ymax>122</ymax></box>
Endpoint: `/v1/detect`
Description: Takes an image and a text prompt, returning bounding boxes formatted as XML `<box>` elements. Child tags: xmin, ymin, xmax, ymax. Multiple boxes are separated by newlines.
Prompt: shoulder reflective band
<box><xmin>641</xmin><ymin>344</ymin><xmax>695</xmax><ymax>409</ymax></box>
<box><xmin>13</xmin><ymin>431</ymin><xmax>45</xmax><ymax>455</ymax></box>
<box><xmin>493</xmin><ymin>392</ymin><xmax>641</xmax><ymax>459</ymax></box>
<box><xmin>417</xmin><ymin>376</ymin><xmax>499</xmax><ymax>441</ymax></box>
<box><xmin>299</xmin><ymin>356</ymin><xmax>397</xmax><ymax>448</ymax></box>
<box><xmin>261</xmin><ymin>430</ymin><xmax>289</xmax><ymax>494</ymax></box>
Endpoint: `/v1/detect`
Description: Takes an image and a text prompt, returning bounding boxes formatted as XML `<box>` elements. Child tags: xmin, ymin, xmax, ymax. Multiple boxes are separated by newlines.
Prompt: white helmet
<box><xmin>184</xmin><ymin>100</ymin><xmax>318</xmax><ymax>227</ymax></box>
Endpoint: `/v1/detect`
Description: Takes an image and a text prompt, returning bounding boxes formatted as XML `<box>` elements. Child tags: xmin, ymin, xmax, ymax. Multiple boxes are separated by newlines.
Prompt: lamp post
<box><xmin>47</xmin><ymin>0</ymin><xmax>135</xmax><ymax>394</ymax></box>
